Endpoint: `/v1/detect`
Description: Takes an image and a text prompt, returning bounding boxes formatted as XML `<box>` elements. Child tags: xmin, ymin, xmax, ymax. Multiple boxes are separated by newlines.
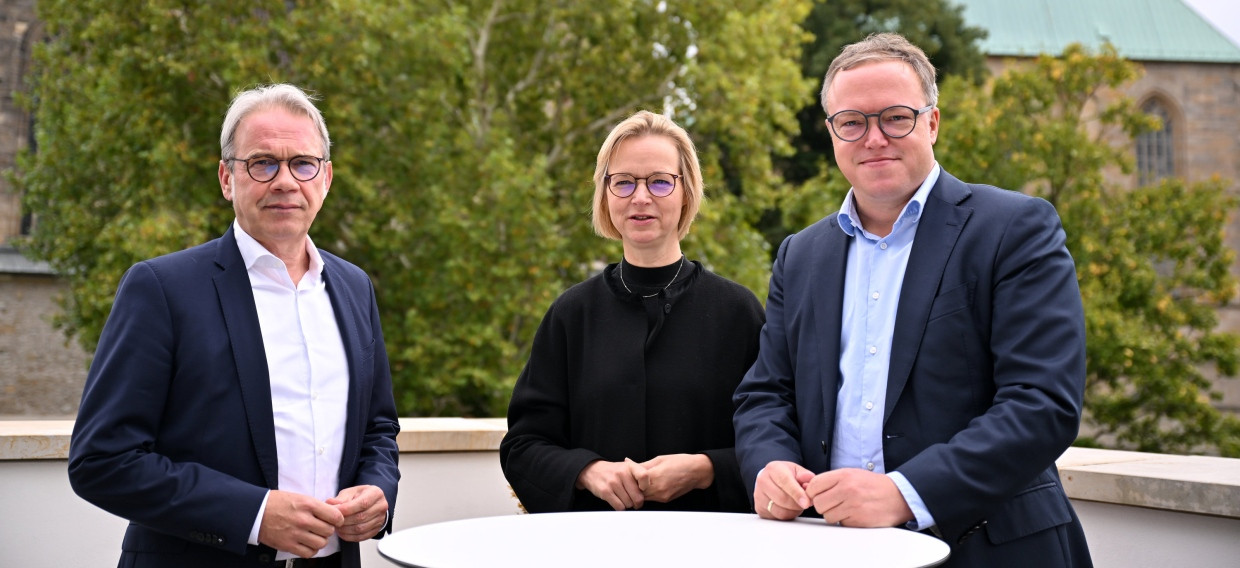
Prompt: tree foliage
<box><xmin>937</xmin><ymin>45</ymin><xmax>1240</xmax><ymax>457</ymax></box>
<box><xmin>16</xmin><ymin>0</ymin><xmax>812</xmax><ymax>416</ymax></box>
<box><xmin>17</xmin><ymin>2</ymin><xmax>1239</xmax><ymax>455</ymax></box>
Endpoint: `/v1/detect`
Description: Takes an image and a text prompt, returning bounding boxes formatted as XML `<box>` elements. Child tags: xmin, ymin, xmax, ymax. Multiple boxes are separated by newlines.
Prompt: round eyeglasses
<box><xmin>826</xmin><ymin>104</ymin><xmax>934</xmax><ymax>142</ymax></box>
<box><xmin>226</xmin><ymin>155</ymin><xmax>325</xmax><ymax>183</ymax></box>
<box><xmin>605</xmin><ymin>172</ymin><xmax>680</xmax><ymax>198</ymax></box>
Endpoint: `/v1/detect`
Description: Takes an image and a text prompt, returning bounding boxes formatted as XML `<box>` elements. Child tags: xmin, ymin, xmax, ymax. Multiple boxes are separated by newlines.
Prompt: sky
<box><xmin>1180</xmin><ymin>0</ymin><xmax>1240</xmax><ymax>48</ymax></box>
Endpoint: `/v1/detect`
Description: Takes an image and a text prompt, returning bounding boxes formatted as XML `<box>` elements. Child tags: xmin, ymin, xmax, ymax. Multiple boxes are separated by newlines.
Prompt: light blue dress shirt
<box><xmin>831</xmin><ymin>163</ymin><xmax>940</xmax><ymax>531</ymax></box>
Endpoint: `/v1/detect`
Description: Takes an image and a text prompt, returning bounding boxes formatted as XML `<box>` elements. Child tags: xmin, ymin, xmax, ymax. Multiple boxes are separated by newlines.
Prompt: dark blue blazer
<box><xmin>734</xmin><ymin>171</ymin><xmax>1092</xmax><ymax>567</ymax></box>
<box><xmin>68</xmin><ymin>226</ymin><xmax>401</xmax><ymax>568</ymax></box>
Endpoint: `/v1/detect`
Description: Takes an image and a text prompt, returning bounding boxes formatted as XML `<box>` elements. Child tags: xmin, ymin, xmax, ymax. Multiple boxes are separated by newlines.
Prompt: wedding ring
<box><xmin>766</xmin><ymin>499</ymin><xmax>774</xmax><ymax>513</ymax></box>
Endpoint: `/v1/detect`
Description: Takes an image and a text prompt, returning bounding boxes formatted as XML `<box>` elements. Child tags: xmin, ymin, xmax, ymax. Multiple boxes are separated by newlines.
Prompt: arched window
<box><xmin>1136</xmin><ymin>99</ymin><xmax>1175</xmax><ymax>185</ymax></box>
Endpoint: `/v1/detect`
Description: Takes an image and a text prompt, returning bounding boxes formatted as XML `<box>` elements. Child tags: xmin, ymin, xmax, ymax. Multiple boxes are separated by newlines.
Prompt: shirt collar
<box><xmin>232</xmin><ymin>220</ymin><xmax>324</xmax><ymax>279</ymax></box>
<box><xmin>836</xmin><ymin>162</ymin><xmax>941</xmax><ymax>237</ymax></box>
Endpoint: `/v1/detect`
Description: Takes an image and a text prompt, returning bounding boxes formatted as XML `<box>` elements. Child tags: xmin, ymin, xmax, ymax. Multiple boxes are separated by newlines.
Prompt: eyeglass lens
<box><xmin>245</xmin><ymin>156</ymin><xmax>322</xmax><ymax>182</ymax></box>
<box><xmin>829</xmin><ymin>105</ymin><xmax>921</xmax><ymax>142</ymax></box>
<box><xmin>609</xmin><ymin>173</ymin><xmax>677</xmax><ymax>198</ymax></box>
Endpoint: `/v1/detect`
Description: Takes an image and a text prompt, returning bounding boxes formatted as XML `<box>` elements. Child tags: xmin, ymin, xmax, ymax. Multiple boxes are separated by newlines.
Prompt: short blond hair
<box><xmin>591</xmin><ymin>111</ymin><xmax>704</xmax><ymax>240</ymax></box>
<box><xmin>820</xmin><ymin>33</ymin><xmax>938</xmax><ymax>114</ymax></box>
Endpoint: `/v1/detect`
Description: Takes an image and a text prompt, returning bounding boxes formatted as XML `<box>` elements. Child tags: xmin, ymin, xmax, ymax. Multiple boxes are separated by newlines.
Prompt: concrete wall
<box><xmin>3</xmin><ymin>420</ymin><xmax>1238</xmax><ymax>568</ymax></box>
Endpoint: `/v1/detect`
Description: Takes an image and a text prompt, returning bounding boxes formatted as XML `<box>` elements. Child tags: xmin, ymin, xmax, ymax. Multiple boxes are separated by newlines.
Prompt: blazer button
<box><xmin>663</xmin><ymin>304</ymin><xmax>671</xmax><ymax>313</ymax></box>
<box><xmin>957</xmin><ymin>520</ymin><xmax>987</xmax><ymax>545</ymax></box>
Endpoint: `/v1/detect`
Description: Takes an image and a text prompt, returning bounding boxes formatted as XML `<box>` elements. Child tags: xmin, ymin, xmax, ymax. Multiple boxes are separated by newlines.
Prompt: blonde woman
<box><xmin>501</xmin><ymin>111</ymin><xmax>764</xmax><ymax>513</ymax></box>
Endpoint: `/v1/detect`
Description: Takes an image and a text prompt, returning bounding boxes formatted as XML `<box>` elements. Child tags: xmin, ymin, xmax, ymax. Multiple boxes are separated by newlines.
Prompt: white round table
<box><xmin>378</xmin><ymin>511</ymin><xmax>950</xmax><ymax>568</ymax></box>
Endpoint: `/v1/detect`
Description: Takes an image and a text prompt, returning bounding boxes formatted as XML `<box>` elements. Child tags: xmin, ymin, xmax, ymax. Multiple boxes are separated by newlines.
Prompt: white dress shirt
<box><xmin>235</xmin><ymin>222</ymin><xmax>349</xmax><ymax>559</ymax></box>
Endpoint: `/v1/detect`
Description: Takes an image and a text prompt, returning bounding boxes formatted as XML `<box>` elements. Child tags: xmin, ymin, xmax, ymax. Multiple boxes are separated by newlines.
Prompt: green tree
<box><xmin>16</xmin><ymin>0</ymin><xmax>812</xmax><ymax>416</ymax></box>
<box><xmin>936</xmin><ymin>44</ymin><xmax>1240</xmax><ymax>457</ymax></box>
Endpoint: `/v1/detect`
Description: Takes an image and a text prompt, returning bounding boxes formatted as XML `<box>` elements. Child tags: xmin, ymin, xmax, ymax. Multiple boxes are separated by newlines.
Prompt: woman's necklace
<box><xmin>619</xmin><ymin>254</ymin><xmax>685</xmax><ymax>298</ymax></box>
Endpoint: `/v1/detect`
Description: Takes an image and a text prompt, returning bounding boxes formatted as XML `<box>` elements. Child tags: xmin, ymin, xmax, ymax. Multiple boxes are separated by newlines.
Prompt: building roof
<box><xmin>955</xmin><ymin>0</ymin><xmax>1240</xmax><ymax>63</ymax></box>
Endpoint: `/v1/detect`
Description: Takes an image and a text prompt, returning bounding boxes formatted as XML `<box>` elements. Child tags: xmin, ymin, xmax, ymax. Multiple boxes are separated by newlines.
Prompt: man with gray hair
<box><xmin>734</xmin><ymin>34</ymin><xmax>1092</xmax><ymax>567</ymax></box>
<box><xmin>69</xmin><ymin>83</ymin><xmax>400</xmax><ymax>568</ymax></box>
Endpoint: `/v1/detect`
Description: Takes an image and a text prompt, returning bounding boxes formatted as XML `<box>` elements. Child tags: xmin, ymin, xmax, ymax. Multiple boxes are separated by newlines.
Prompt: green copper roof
<box><xmin>954</xmin><ymin>0</ymin><xmax>1240</xmax><ymax>63</ymax></box>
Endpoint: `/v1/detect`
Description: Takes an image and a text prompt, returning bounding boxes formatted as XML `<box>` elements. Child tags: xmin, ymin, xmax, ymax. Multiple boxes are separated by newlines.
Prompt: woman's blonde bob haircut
<box><xmin>591</xmin><ymin>110</ymin><xmax>704</xmax><ymax>241</ymax></box>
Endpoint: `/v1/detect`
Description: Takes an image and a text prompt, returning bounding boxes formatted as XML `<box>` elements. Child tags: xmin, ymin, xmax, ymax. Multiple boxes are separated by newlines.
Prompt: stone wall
<box><xmin>0</xmin><ymin>2</ymin><xmax>84</xmax><ymax>418</ymax></box>
<box><xmin>0</xmin><ymin>272</ymin><xmax>89</xmax><ymax>417</ymax></box>
<box><xmin>0</xmin><ymin>0</ymin><xmax>36</xmax><ymax>245</ymax></box>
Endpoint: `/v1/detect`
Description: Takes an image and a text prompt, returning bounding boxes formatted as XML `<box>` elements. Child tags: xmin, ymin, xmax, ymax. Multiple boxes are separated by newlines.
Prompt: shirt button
<box><xmin>879</xmin><ymin>242</ymin><xmax>888</xmax><ymax>250</ymax></box>
<box><xmin>866</xmin><ymin>462</ymin><xmax>875</xmax><ymax>471</ymax></box>
<box><xmin>311</xmin><ymin>391</ymin><xmax>319</xmax><ymax>400</ymax></box>
<box><xmin>865</xmin><ymin>401</ymin><xmax>874</xmax><ymax>410</ymax></box>
<box><xmin>871</xmin><ymin>291</ymin><xmax>880</xmax><ymax>300</ymax></box>
<box><xmin>868</xmin><ymin>346</ymin><xmax>877</xmax><ymax>354</ymax></box>
<box><xmin>317</xmin><ymin>446</ymin><xmax>325</xmax><ymax>455</ymax></box>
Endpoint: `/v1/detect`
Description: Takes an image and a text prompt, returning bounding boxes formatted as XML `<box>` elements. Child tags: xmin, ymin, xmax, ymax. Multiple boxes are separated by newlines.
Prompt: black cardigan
<box><xmin>500</xmin><ymin>260</ymin><xmax>765</xmax><ymax>513</ymax></box>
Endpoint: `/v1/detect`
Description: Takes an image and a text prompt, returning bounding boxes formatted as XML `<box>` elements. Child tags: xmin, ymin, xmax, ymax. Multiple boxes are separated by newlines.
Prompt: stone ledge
<box><xmin>4</xmin><ymin>420</ymin><xmax>1236</xmax><ymax>520</ymax></box>
<box><xmin>0</xmin><ymin>419</ymin><xmax>73</xmax><ymax>459</ymax></box>
<box><xmin>1056</xmin><ymin>446</ymin><xmax>1240</xmax><ymax>518</ymax></box>
<box><xmin>0</xmin><ymin>418</ymin><xmax>509</xmax><ymax>460</ymax></box>
<box><xmin>395</xmin><ymin>417</ymin><xmax>507</xmax><ymax>452</ymax></box>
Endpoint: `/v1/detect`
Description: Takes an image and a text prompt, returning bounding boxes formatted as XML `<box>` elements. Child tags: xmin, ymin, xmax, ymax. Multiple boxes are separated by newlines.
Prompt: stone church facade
<box><xmin>0</xmin><ymin>0</ymin><xmax>87</xmax><ymax>417</ymax></box>
<box><xmin>963</xmin><ymin>0</ymin><xmax>1240</xmax><ymax>412</ymax></box>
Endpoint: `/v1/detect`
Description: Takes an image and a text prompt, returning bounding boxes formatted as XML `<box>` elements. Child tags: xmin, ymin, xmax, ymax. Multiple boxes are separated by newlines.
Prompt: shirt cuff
<box><xmin>248</xmin><ymin>491</ymin><xmax>270</xmax><ymax>546</ymax></box>
<box><xmin>887</xmin><ymin>472</ymin><xmax>936</xmax><ymax>530</ymax></box>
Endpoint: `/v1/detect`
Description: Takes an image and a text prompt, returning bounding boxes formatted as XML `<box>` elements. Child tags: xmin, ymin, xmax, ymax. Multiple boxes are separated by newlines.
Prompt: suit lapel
<box><xmin>322</xmin><ymin>256</ymin><xmax>364</xmax><ymax>482</ymax></box>
<box><xmin>884</xmin><ymin>172</ymin><xmax>972</xmax><ymax>422</ymax></box>
<box><xmin>212</xmin><ymin>226</ymin><xmax>280</xmax><ymax>488</ymax></box>
<box><xmin>813</xmin><ymin>218</ymin><xmax>850</xmax><ymax>435</ymax></box>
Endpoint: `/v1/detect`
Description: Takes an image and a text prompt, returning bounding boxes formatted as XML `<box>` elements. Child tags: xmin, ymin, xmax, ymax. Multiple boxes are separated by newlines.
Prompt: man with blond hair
<box><xmin>734</xmin><ymin>34</ymin><xmax>1092</xmax><ymax>567</ymax></box>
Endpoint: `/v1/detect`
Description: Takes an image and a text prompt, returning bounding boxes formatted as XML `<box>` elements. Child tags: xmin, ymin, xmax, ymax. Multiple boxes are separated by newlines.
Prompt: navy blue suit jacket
<box><xmin>734</xmin><ymin>171</ymin><xmax>1091</xmax><ymax>567</ymax></box>
<box><xmin>69</xmin><ymin>226</ymin><xmax>401</xmax><ymax>568</ymax></box>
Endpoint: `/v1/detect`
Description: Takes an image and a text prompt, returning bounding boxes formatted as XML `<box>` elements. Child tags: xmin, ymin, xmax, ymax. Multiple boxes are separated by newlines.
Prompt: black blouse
<box><xmin>500</xmin><ymin>259</ymin><xmax>765</xmax><ymax>513</ymax></box>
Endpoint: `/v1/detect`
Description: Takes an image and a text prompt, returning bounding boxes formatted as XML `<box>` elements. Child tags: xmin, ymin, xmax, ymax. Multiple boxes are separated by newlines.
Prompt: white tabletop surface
<box><xmin>378</xmin><ymin>511</ymin><xmax>950</xmax><ymax>568</ymax></box>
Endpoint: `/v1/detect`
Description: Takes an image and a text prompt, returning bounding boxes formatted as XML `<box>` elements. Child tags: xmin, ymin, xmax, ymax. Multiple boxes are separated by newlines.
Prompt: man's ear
<box><xmin>219</xmin><ymin>160</ymin><xmax>234</xmax><ymax>201</ymax></box>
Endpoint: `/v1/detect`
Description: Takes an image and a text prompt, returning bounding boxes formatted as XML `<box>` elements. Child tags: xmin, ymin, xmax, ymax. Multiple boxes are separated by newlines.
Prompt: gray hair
<box><xmin>220</xmin><ymin>84</ymin><xmax>331</xmax><ymax>160</ymax></box>
<box><xmin>820</xmin><ymin>33</ymin><xmax>939</xmax><ymax>114</ymax></box>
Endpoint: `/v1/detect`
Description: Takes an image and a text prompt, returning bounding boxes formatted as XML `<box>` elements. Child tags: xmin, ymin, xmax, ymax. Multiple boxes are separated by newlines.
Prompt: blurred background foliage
<box><xmin>16</xmin><ymin>0</ymin><xmax>1238</xmax><ymax>455</ymax></box>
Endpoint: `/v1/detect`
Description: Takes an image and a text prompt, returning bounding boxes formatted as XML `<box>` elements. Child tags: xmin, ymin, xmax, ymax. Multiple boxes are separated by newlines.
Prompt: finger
<box><xmin>795</xmin><ymin>467</ymin><xmax>815</xmax><ymax>489</ymax></box>
<box><xmin>603</xmin><ymin>491</ymin><xmax>628</xmax><ymax>511</ymax></box>
<box><xmin>297</xmin><ymin>530</ymin><xmax>330</xmax><ymax>555</ymax></box>
<box><xmin>330</xmin><ymin>485</ymin><xmax>381</xmax><ymax>517</ymax></box>
<box><xmin>621</xmin><ymin>473</ymin><xmax>645</xmax><ymax>510</ymax></box>
<box><xmin>806</xmin><ymin>469</ymin><xmax>848</xmax><ymax>502</ymax></box>
<box><xmin>767</xmin><ymin>463</ymin><xmax>811</xmax><ymax>509</ymax></box>
<box><xmin>340</xmin><ymin>498</ymin><xmax>385</xmax><ymax>523</ymax></box>
<box><xmin>760</xmin><ymin>495</ymin><xmax>799</xmax><ymax>520</ymax></box>
<box><xmin>625</xmin><ymin>458</ymin><xmax>650</xmax><ymax>493</ymax></box>
<box><xmin>309</xmin><ymin>501</ymin><xmax>346</xmax><ymax>527</ymax></box>
<box><xmin>759</xmin><ymin>495</ymin><xmax>777</xmax><ymax>519</ymax></box>
<box><xmin>812</xmin><ymin>487</ymin><xmax>847</xmax><ymax>522</ymax></box>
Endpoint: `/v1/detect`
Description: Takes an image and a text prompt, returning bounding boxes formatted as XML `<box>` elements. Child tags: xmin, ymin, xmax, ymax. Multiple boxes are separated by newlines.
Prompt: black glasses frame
<box><xmin>605</xmin><ymin>172</ymin><xmax>681</xmax><ymax>198</ymax></box>
<box><xmin>826</xmin><ymin>104</ymin><xmax>935</xmax><ymax>142</ymax></box>
<box><xmin>226</xmin><ymin>155</ymin><xmax>325</xmax><ymax>183</ymax></box>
